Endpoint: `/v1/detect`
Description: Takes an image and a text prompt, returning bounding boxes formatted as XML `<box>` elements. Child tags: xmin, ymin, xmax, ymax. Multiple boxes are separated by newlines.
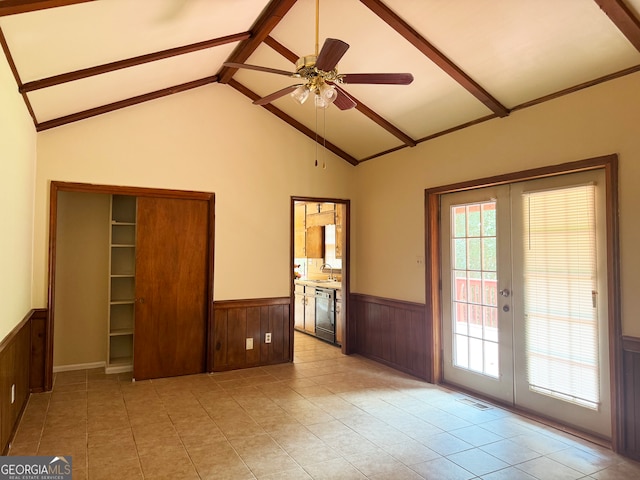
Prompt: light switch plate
<box><xmin>246</xmin><ymin>338</ymin><xmax>254</xmax><ymax>350</ymax></box>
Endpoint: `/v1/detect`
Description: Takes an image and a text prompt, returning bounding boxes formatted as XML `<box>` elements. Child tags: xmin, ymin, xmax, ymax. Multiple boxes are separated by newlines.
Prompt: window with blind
<box><xmin>522</xmin><ymin>184</ymin><xmax>600</xmax><ymax>410</ymax></box>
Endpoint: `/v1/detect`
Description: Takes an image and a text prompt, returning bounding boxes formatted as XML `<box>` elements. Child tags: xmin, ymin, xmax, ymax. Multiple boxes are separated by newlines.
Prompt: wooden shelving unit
<box><xmin>106</xmin><ymin>195</ymin><xmax>136</xmax><ymax>373</ymax></box>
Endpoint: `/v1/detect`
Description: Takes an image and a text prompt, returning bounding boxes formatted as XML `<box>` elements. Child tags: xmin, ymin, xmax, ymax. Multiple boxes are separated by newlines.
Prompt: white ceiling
<box><xmin>1</xmin><ymin>0</ymin><xmax>639</xmax><ymax>165</ymax></box>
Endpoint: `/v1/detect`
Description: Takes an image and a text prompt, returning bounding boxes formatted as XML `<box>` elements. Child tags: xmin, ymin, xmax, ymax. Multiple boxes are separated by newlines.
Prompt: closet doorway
<box><xmin>46</xmin><ymin>182</ymin><xmax>215</xmax><ymax>388</ymax></box>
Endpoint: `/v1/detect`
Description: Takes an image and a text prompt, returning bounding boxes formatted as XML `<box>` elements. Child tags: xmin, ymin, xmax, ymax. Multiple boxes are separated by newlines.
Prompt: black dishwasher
<box><xmin>314</xmin><ymin>288</ymin><xmax>335</xmax><ymax>343</ymax></box>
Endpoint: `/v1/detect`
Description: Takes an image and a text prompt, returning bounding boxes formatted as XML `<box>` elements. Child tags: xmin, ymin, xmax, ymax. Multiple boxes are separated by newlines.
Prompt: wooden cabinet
<box><xmin>336</xmin><ymin>203</ymin><xmax>344</xmax><ymax>259</ymax></box>
<box><xmin>294</xmin><ymin>284</ymin><xmax>312</xmax><ymax>333</ymax></box>
<box><xmin>294</xmin><ymin>203</ymin><xmax>306</xmax><ymax>257</ymax></box>
<box><xmin>107</xmin><ymin>195</ymin><xmax>136</xmax><ymax>373</ymax></box>
<box><xmin>304</xmin><ymin>287</ymin><xmax>316</xmax><ymax>333</ymax></box>
<box><xmin>295</xmin><ymin>201</ymin><xmax>340</xmax><ymax>259</ymax></box>
<box><xmin>306</xmin><ymin>226</ymin><xmax>325</xmax><ymax>258</ymax></box>
<box><xmin>294</xmin><ymin>284</ymin><xmax>305</xmax><ymax>329</ymax></box>
<box><xmin>306</xmin><ymin>203</ymin><xmax>336</xmax><ymax>227</ymax></box>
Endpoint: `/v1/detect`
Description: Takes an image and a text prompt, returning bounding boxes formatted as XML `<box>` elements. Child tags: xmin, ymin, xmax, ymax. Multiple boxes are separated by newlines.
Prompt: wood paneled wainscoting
<box><xmin>0</xmin><ymin>308</ymin><xmax>48</xmax><ymax>454</ymax></box>
<box><xmin>212</xmin><ymin>298</ymin><xmax>292</xmax><ymax>371</ymax></box>
<box><xmin>621</xmin><ymin>335</ymin><xmax>640</xmax><ymax>460</ymax></box>
<box><xmin>350</xmin><ymin>294</ymin><xmax>429</xmax><ymax>381</ymax></box>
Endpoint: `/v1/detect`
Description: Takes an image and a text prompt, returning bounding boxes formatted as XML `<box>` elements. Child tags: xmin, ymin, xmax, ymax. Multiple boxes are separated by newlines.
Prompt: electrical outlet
<box><xmin>11</xmin><ymin>384</ymin><xmax>15</xmax><ymax>404</ymax></box>
<box><xmin>416</xmin><ymin>256</ymin><xmax>425</xmax><ymax>266</ymax></box>
<box><xmin>246</xmin><ymin>338</ymin><xmax>254</xmax><ymax>350</ymax></box>
<box><xmin>265</xmin><ymin>333</ymin><xmax>272</xmax><ymax>344</ymax></box>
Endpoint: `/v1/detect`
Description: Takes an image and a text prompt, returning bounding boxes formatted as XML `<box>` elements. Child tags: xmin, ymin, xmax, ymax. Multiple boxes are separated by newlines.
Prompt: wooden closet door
<box><xmin>133</xmin><ymin>197</ymin><xmax>209</xmax><ymax>380</ymax></box>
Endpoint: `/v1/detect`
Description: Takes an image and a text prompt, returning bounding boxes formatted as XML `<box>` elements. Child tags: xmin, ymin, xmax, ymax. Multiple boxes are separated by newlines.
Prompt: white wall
<box><xmin>0</xmin><ymin>52</ymin><xmax>36</xmax><ymax>340</ymax></box>
<box><xmin>354</xmin><ymin>71</ymin><xmax>640</xmax><ymax>336</ymax></box>
<box><xmin>34</xmin><ymin>84</ymin><xmax>356</xmax><ymax>305</ymax></box>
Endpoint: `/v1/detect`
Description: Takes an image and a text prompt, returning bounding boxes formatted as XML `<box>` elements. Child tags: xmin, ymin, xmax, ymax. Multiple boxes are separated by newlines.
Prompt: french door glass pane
<box><xmin>522</xmin><ymin>184</ymin><xmax>600</xmax><ymax>409</ymax></box>
<box><xmin>451</xmin><ymin>201</ymin><xmax>499</xmax><ymax>379</ymax></box>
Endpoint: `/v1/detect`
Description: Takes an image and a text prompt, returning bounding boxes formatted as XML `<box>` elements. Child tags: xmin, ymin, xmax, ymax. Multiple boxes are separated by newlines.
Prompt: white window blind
<box><xmin>522</xmin><ymin>184</ymin><xmax>600</xmax><ymax>410</ymax></box>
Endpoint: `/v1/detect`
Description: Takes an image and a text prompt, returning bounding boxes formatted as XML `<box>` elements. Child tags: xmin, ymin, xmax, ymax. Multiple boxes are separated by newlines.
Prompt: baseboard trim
<box><xmin>53</xmin><ymin>361</ymin><xmax>105</xmax><ymax>373</ymax></box>
<box><xmin>105</xmin><ymin>364</ymin><xmax>132</xmax><ymax>374</ymax></box>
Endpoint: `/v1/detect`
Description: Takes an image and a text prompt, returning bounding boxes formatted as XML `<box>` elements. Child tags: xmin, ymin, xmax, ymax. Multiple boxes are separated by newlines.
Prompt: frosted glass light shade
<box><xmin>315</xmin><ymin>83</ymin><xmax>337</xmax><ymax>109</ymax></box>
<box><xmin>290</xmin><ymin>85</ymin><xmax>310</xmax><ymax>104</ymax></box>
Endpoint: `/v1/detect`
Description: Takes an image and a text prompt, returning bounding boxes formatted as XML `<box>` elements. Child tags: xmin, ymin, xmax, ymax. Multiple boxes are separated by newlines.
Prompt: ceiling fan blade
<box><xmin>253</xmin><ymin>84</ymin><xmax>302</xmax><ymax>106</ymax></box>
<box><xmin>315</xmin><ymin>38</ymin><xmax>350</xmax><ymax>71</ymax></box>
<box><xmin>223</xmin><ymin>62</ymin><xmax>295</xmax><ymax>77</ymax></box>
<box><xmin>332</xmin><ymin>85</ymin><xmax>357</xmax><ymax>110</ymax></box>
<box><xmin>341</xmin><ymin>73</ymin><xmax>414</xmax><ymax>85</ymax></box>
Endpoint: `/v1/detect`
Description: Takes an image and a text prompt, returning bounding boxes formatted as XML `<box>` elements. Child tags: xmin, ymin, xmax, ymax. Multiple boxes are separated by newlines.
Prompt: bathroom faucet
<box><xmin>320</xmin><ymin>263</ymin><xmax>334</xmax><ymax>280</ymax></box>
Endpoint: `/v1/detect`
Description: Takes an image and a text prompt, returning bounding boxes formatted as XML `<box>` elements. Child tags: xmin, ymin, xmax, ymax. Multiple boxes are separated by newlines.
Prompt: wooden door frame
<box><xmin>46</xmin><ymin>181</ymin><xmax>215</xmax><ymax>390</ymax></box>
<box><xmin>425</xmin><ymin>154</ymin><xmax>622</xmax><ymax>450</ymax></box>
<box><xmin>291</xmin><ymin>197</ymin><xmax>351</xmax><ymax>355</ymax></box>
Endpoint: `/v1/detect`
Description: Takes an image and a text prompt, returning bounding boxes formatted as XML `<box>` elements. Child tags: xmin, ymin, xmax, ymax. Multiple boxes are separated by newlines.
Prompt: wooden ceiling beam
<box><xmin>218</xmin><ymin>0</ymin><xmax>297</xmax><ymax>84</ymax></box>
<box><xmin>264</xmin><ymin>36</ymin><xmax>417</xmax><ymax>148</ymax></box>
<box><xmin>594</xmin><ymin>0</ymin><xmax>640</xmax><ymax>52</ymax></box>
<box><xmin>359</xmin><ymin>62</ymin><xmax>640</xmax><ymax>163</ymax></box>
<box><xmin>0</xmin><ymin>26</ymin><xmax>37</xmax><ymax>125</ymax></box>
<box><xmin>337</xmin><ymin>88</ymin><xmax>417</xmax><ymax>147</ymax></box>
<box><xmin>36</xmin><ymin>75</ymin><xmax>218</xmax><ymax>131</ymax></box>
<box><xmin>20</xmin><ymin>32</ymin><xmax>250</xmax><ymax>93</ymax></box>
<box><xmin>228</xmin><ymin>79</ymin><xmax>359</xmax><ymax>166</ymax></box>
<box><xmin>264</xmin><ymin>35</ymin><xmax>300</xmax><ymax>65</ymax></box>
<box><xmin>263</xmin><ymin>35</ymin><xmax>298</xmax><ymax>63</ymax></box>
<box><xmin>0</xmin><ymin>0</ymin><xmax>94</xmax><ymax>16</ymax></box>
<box><xmin>360</xmin><ymin>0</ymin><xmax>510</xmax><ymax>118</ymax></box>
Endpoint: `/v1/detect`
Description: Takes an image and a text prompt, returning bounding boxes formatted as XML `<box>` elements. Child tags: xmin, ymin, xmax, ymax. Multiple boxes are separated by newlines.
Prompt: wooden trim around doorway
<box><xmin>291</xmin><ymin>196</ymin><xmax>351</xmax><ymax>355</ymax></box>
<box><xmin>425</xmin><ymin>154</ymin><xmax>622</xmax><ymax>451</ymax></box>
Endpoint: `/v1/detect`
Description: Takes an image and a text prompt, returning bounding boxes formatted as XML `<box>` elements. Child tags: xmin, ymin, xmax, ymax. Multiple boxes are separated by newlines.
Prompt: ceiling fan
<box><xmin>223</xmin><ymin>1</ymin><xmax>413</xmax><ymax>110</ymax></box>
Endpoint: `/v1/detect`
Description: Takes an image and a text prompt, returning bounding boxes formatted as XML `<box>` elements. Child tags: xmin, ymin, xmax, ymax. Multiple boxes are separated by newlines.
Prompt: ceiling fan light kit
<box><xmin>291</xmin><ymin>84</ymin><xmax>310</xmax><ymax>104</ymax></box>
<box><xmin>221</xmin><ymin>0</ymin><xmax>414</xmax><ymax>167</ymax></box>
<box><xmin>315</xmin><ymin>82</ymin><xmax>337</xmax><ymax>108</ymax></box>
<box><xmin>225</xmin><ymin>37</ymin><xmax>413</xmax><ymax>110</ymax></box>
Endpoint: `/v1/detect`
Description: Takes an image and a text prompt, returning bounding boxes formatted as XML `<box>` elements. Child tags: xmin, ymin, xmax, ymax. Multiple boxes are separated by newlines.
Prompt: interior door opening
<box><xmin>291</xmin><ymin>197</ymin><xmax>350</xmax><ymax>356</ymax></box>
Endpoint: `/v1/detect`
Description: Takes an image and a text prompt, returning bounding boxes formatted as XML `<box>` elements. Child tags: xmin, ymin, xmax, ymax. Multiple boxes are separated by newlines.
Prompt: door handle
<box><xmin>499</xmin><ymin>289</ymin><xmax>510</xmax><ymax>297</ymax></box>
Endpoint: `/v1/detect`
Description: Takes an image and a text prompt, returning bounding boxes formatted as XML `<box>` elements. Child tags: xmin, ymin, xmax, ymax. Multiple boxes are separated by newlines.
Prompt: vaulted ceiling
<box><xmin>1</xmin><ymin>0</ymin><xmax>639</xmax><ymax>165</ymax></box>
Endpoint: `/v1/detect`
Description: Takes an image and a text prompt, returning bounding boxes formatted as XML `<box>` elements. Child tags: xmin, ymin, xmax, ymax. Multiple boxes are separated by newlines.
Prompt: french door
<box><xmin>441</xmin><ymin>169</ymin><xmax>611</xmax><ymax>438</ymax></box>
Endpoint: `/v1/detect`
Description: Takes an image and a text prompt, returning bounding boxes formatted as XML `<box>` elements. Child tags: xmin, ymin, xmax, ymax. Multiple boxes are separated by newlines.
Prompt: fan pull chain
<box><xmin>314</xmin><ymin>104</ymin><xmax>319</xmax><ymax>167</ymax></box>
<box><xmin>322</xmin><ymin>107</ymin><xmax>327</xmax><ymax>169</ymax></box>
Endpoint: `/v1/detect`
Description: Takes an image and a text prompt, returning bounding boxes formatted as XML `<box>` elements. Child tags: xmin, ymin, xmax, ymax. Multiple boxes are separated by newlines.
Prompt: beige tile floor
<box><xmin>8</xmin><ymin>332</ymin><xmax>640</xmax><ymax>479</ymax></box>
